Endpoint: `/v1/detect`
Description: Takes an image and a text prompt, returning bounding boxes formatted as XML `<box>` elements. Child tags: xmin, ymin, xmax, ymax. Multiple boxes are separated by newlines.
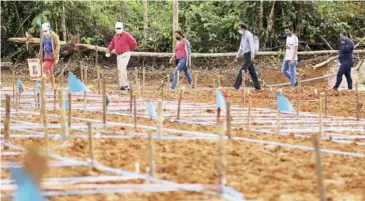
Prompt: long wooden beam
<box><xmin>7</xmin><ymin>37</ymin><xmax>365</xmax><ymax>58</ymax></box>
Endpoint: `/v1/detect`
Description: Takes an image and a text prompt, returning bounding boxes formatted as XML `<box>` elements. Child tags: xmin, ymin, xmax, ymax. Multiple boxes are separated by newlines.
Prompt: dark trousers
<box><xmin>233</xmin><ymin>52</ymin><xmax>261</xmax><ymax>90</ymax></box>
<box><xmin>334</xmin><ymin>61</ymin><xmax>353</xmax><ymax>90</ymax></box>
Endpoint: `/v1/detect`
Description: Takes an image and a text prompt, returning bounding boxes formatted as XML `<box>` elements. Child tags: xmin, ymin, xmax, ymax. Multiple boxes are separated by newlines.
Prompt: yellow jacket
<box><xmin>39</xmin><ymin>31</ymin><xmax>60</xmax><ymax>64</ymax></box>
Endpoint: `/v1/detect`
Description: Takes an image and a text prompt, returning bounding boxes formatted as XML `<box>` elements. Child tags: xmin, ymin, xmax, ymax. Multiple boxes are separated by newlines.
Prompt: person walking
<box><xmin>233</xmin><ymin>24</ymin><xmax>260</xmax><ymax>90</ymax></box>
<box><xmin>170</xmin><ymin>30</ymin><xmax>193</xmax><ymax>89</ymax></box>
<box><xmin>333</xmin><ymin>31</ymin><xmax>355</xmax><ymax>90</ymax></box>
<box><xmin>39</xmin><ymin>22</ymin><xmax>60</xmax><ymax>88</ymax></box>
<box><xmin>106</xmin><ymin>22</ymin><xmax>137</xmax><ymax>90</ymax></box>
<box><xmin>281</xmin><ymin>26</ymin><xmax>299</xmax><ymax>88</ymax></box>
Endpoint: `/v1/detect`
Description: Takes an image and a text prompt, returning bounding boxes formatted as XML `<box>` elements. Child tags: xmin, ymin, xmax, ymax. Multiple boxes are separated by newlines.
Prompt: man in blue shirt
<box><xmin>333</xmin><ymin>31</ymin><xmax>355</xmax><ymax>90</ymax></box>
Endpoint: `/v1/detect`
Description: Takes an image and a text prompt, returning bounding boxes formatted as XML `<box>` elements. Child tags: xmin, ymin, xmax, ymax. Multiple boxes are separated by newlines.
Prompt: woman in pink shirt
<box><xmin>169</xmin><ymin>30</ymin><xmax>193</xmax><ymax>89</ymax></box>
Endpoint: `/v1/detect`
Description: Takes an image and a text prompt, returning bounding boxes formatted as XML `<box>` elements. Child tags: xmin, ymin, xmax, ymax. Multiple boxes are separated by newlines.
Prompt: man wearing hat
<box><xmin>106</xmin><ymin>22</ymin><xmax>137</xmax><ymax>90</ymax></box>
<box><xmin>39</xmin><ymin>22</ymin><xmax>60</xmax><ymax>88</ymax></box>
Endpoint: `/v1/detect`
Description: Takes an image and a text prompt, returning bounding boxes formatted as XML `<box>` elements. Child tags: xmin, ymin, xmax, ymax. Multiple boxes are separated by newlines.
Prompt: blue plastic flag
<box><xmin>106</xmin><ymin>95</ymin><xmax>110</xmax><ymax>106</ymax></box>
<box><xmin>17</xmin><ymin>79</ymin><xmax>24</xmax><ymax>94</ymax></box>
<box><xmin>277</xmin><ymin>92</ymin><xmax>296</xmax><ymax>114</ymax></box>
<box><xmin>35</xmin><ymin>81</ymin><xmax>41</xmax><ymax>95</ymax></box>
<box><xmin>36</xmin><ymin>16</ymin><xmax>42</xmax><ymax>26</ymax></box>
<box><xmin>146</xmin><ymin>101</ymin><xmax>156</xmax><ymax>119</ymax></box>
<box><xmin>216</xmin><ymin>89</ymin><xmax>226</xmax><ymax>110</ymax></box>
<box><xmin>64</xmin><ymin>97</ymin><xmax>69</xmax><ymax>109</ymax></box>
<box><xmin>11</xmin><ymin>168</ymin><xmax>45</xmax><ymax>201</ymax></box>
<box><xmin>127</xmin><ymin>83</ymin><xmax>130</xmax><ymax>91</ymax></box>
<box><xmin>67</xmin><ymin>72</ymin><xmax>91</xmax><ymax>93</ymax></box>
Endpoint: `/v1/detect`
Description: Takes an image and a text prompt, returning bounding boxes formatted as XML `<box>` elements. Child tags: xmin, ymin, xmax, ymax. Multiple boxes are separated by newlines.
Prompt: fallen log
<box><xmin>7</xmin><ymin>37</ymin><xmax>365</xmax><ymax>58</ymax></box>
<box><xmin>313</xmin><ymin>56</ymin><xmax>337</xmax><ymax>69</ymax></box>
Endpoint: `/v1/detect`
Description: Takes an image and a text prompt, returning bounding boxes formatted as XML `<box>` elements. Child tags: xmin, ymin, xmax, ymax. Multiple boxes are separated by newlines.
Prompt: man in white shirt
<box><xmin>282</xmin><ymin>26</ymin><xmax>298</xmax><ymax>88</ymax></box>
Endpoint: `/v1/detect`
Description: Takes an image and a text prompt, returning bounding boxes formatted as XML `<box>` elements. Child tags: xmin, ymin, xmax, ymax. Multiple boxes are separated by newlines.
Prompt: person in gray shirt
<box><xmin>233</xmin><ymin>24</ymin><xmax>261</xmax><ymax>90</ymax></box>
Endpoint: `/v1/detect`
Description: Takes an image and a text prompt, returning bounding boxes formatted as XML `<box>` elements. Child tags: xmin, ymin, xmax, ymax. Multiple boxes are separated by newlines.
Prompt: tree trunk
<box><xmin>61</xmin><ymin>2</ymin><xmax>67</xmax><ymax>42</ymax></box>
<box><xmin>120</xmin><ymin>0</ymin><xmax>125</xmax><ymax>23</ymax></box>
<box><xmin>172</xmin><ymin>0</ymin><xmax>179</xmax><ymax>52</ymax></box>
<box><xmin>258</xmin><ymin>0</ymin><xmax>263</xmax><ymax>32</ymax></box>
<box><xmin>267</xmin><ymin>1</ymin><xmax>276</xmax><ymax>47</ymax></box>
<box><xmin>143</xmin><ymin>0</ymin><xmax>149</xmax><ymax>40</ymax></box>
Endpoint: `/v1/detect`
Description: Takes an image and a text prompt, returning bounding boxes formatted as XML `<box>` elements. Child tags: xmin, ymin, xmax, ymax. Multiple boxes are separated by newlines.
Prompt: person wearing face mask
<box><xmin>333</xmin><ymin>31</ymin><xmax>355</xmax><ymax>90</ymax></box>
<box><xmin>169</xmin><ymin>30</ymin><xmax>193</xmax><ymax>89</ymax></box>
<box><xmin>281</xmin><ymin>26</ymin><xmax>299</xmax><ymax>88</ymax></box>
<box><xmin>39</xmin><ymin>22</ymin><xmax>60</xmax><ymax>88</ymax></box>
<box><xmin>233</xmin><ymin>24</ymin><xmax>261</xmax><ymax>90</ymax></box>
<box><xmin>106</xmin><ymin>22</ymin><xmax>137</xmax><ymax>91</ymax></box>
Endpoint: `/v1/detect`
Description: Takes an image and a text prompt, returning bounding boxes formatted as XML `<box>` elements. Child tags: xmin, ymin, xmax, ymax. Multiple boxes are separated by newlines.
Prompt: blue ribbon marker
<box><xmin>216</xmin><ymin>89</ymin><xmax>226</xmax><ymax>110</ymax></box>
<box><xmin>11</xmin><ymin>168</ymin><xmax>45</xmax><ymax>201</ymax></box>
<box><xmin>146</xmin><ymin>101</ymin><xmax>157</xmax><ymax>119</ymax></box>
<box><xmin>277</xmin><ymin>92</ymin><xmax>296</xmax><ymax>114</ymax></box>
<box><xmin>17</xmin><ymin>79</ymin><xmax>24</xmax><ymax>94</ymax></box>
<box><xmin>67</xmin><ymin>72</ymin><xmax>91</xmax><ymax>93</ymax></box>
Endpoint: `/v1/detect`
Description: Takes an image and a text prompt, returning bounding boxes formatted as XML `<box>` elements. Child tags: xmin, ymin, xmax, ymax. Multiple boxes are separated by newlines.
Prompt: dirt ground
<box><xmin>1</xmin><ymin>56</ymin><xmax>365</xmax><ymax>201</ymax></box>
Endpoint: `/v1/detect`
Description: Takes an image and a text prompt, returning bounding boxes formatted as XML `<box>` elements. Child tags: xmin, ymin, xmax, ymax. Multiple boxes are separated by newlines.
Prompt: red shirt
<box><xmin>175</xmin><ymin>39</ymin><xmax>187</xmax><ymax>59</ymax></box>
<box><xmin>108</xmin><ymin>31</ymin><xmax>137</xmax><ymax>54</ymax></box>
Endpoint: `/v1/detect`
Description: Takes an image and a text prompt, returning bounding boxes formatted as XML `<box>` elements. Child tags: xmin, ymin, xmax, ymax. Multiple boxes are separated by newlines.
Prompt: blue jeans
<box><xmin>281</xmin><ymin>60</ymin><xmax>298</xmax><ymax>87</ymax></box>
<box><xmin>171</xmin><ymin>58</ymin><xmax>193</xmax><ymax>89</ymax></box>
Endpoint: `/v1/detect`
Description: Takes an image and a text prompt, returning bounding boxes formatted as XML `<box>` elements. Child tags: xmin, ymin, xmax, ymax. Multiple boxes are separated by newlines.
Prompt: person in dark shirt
<box><xmin>333</xmin><ymin>31</ymin><xmax>355</xmax><ymax>90</ymax></box>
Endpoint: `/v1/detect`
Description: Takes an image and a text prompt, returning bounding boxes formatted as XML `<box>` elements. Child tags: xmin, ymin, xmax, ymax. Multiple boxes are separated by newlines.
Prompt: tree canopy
<box><xmin>1</xmin><ymin>1</ymin><xmax>364</xmax><ymax>59</ymax></box>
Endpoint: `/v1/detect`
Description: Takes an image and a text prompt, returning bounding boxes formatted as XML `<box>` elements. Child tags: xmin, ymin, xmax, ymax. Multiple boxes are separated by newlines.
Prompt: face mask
<box><xmin>116</xmin><ymin>28</ymin><xmax>123</xmax><ymax>34</ymax></box>
<box><xmin>238</xmin><ymin>30</ymin><xmax>244</xmax><ymax>35</ymax></box>
<box><xmin>43</xmin><ymin>30</ymin><xmax>50</xmax><ymax>36</ymax></box>
<box><xmin>175</xmin><ymin>36</ymin><xmax>181</xmax><ymax>41</ymax></box>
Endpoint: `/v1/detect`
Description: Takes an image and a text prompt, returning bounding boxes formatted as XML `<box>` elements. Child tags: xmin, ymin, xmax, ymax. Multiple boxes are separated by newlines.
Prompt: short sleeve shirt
<box><xmin>285</xmin><ymin>35</ymin><xmax>298</xmax><ymax>60</ymax></box>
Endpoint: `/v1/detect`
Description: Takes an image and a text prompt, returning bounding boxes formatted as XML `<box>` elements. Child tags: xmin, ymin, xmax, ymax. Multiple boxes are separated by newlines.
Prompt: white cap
<box><xmin>115</xmin><ymin>22</ymin><xmax>123</xmax><ymax>29</ymax></box>
<box><xmin>42</xmin><ymin>22</ymin><xmax>50</xmax><ymax>31</ymax></box>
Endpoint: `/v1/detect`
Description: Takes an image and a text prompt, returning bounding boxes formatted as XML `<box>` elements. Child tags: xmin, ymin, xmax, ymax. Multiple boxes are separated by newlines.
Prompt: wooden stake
<box><xmin>217</xmin><ymin>75</ymin><xmax>221</xmax><ymax>88</ymax></box>
<box><xmin>246</xmin><ymin>92</ymin><xmax>251</xmax><ymax>131</ymax></box>
<box><xmin>177</xmin><ymin>88</ymin><xmax>183</xmax><ymax>120</ymax></box>
<box><xmin>216</xmin><ymin>108</ymin><xmax>221</xmax><ymax>124</ymax></box>
<box><xmin>217</xmin><ymin>121</ymin><xmax>227</xmax><ymax>188</ymax></box>
<box><xmin>157</xmin><ymin>101</ymin><xmax>163</xmax><ymax>137</ymax></box>
<box><xmin>312</xmin><ymin>133</ymin><xmax>327</xmax><ymax>201</ymax></box>
<box><xmin>15</xmin><ymin>91</ymin><xmax>19</xmax><ymax>112</ymax></box>
<box><xmin>97</xmin><ymin>64</ymin><xmax>101</xmax><ymax>94</ymax></box>
<box><xmin>296</xmin><ymin>86</ymin><xmax>300</xmax><ymax>115</ymax></box>
<box><xmin>53</xmin><ymin>89</ymin><xmax>57</xmax><ymax>110</ymax></box>
<box><xmin>319</xmin><ymin>96</ymin><xmax>323</xmax><ymax>135</ymax></box>
<box><xmin>12</xmin><ymin>71</ymin><xmax>15</xmax><ymax>97</ymax></box>
<box><xmin>241</xmin><ymin>70</ymin><xmax>246</xmax><ymax>88</ymax></box>
<box><xmin>356</xmin><ymin>82</ymin><xmax>360</xmax><ymax>121</ymax></box>
<box><xmin>84</xmin><ymin>92</ymin><xmax>87</xmax><ymax>111</ymax></box>
<box><xmin>37</xmin><ymin>92</ymin><xmax>40</xmax><ymax>109</ymax></box>
<box><xmin>84</xmin><ymin>65</ymin><xmax>88</xmax><ymax>84</ymax></box>
<box><xmin>226</xmin><ymin>101</ymin><xmax>232</xmax><ymax>139</ymax></box>
<box><xmin>142</xmin><ymin>67</ymin><xmax>145</xmax><ymax>97</ymax></box>
<box><xmin>194</xmin><ymin>71</ymin><xmax>198</xmax><ymax>88</ymax></box>
<box><xmin>87</xmin><ymin>122</ymin><xmax>94</xmax><ymax>166</ymax></box>
<box><xmin>167</xmin><ymin>74</ymin><xmax>171</xmax><ymax>86</ymax></box>
<box><xmin>68</xmin><ymin>92</ymin><xmax>72</xmax><ymax>127</ymax></box>
<box><xmin>268</xmin><ymin>87</ymin><xmax>272</xmax><ymax>108</ymax></box>
<box><xmin>80</xmin><ymin>62</ymin><xmax>84</xmax><ymax>81</ymax></box>
<box><xmin>324</xmin><ymin>90</ymin><xmax>328</xmax><ymax>118</ymax></box>
<box><xmin>148</xmin><ymin>131</ymin><xmax>155</xmax><ymax>177</ymax></box>
<box><xmin>242</xmin><ymin>88</ymin><xmax>246</xmax><ymax>107</ymax></box>
<box><xmin>34</xmin><ymin>87</ymin><xmax>37</xmax><ymax>109</ymax></box>
<box><xmin>4</xmin><ymin>95</ymin><xmax>11</xmax><ymax>150</ymax></box>
<box><xmin>133</xmin><ymin>94</ymin><xmax>137</xmax><ymax>131</ymax></box>
<box><xmin>102</xmin><ymin>79</ymin><xmax>106</xmax><ymax>124</ymax></box>
<box><xmin>129</xmin><ymin>85</ymin><xmax>133</xmax><ymax>114</ymax></box>
<box><xmin>176</xmin><ymin>71</ymin><xmax>180</xmax><ymax>94</ymax></box>
<box><xmin>41</xmin><ymin>76</ymin><xmax>49</xmax><ymax>152</ymax></box>
<box><xmin>160</xmin><ymin>80</ymin><xmax>164</xmax><ymax>102</ymax></box>
<box><xmin>276</xmin><ymin>109</ymin><xmax>281</xmax><ymax>133</ymax></box>
<box><xmin>58</xmin><ymin>89</ymin><xmax>68</xmax><ymax>137</ymax></box>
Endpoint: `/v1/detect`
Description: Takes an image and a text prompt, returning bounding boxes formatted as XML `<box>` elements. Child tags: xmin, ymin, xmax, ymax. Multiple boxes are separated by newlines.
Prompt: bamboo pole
<box><xmin>68</xmin><ymin>92</ymin><xmax>72</xmax><ymax>127</ymax></box>
<box><xmin>97</xmin><ymin>65</ymin><xmax>101</xmax><ymax>94</ymax></box>
<box><xmin>87</xmin><ymin>122</ymin><xmax>95</xmax><ymax>166</ymax></box>
<box><xmin>4</xmin><ymin>95</ymin><xmax>11</xmax><ymax>150</ymax></box>
<box><xmin>148</xmin><ymin>131</ymin><xmax>155</xmax><ymax>177</ymax></box>
<box><xmin>217</xmin><ymin>121</ymin><xmax>227</xmax><ymax>189</ymax></box>
<box><xmin>58</xmin><ymin>89</ymin><xmax>68</xmax><ymax>137</ymax></box>
<box><xmin>133</xmin><ymin>94</ymin><xmax>137</xmax><ymax>131</ymax></box>
<box><xmin>41</xmin><ymin>76</ymin><xmax>49</xmax><ymax>152</ymax></box>
<box><xmin>246</xmin><ymin>90</ymin><xmax>251</xmax><ymax>131</ymax></box>
<box><xmin>356</xmin><ymin>82</ymin><xmax>360</xmax><ymax>121</ymax></box>
<box><xmin>177</xmin><ymin>88</ymin><xmax>183</xmax><ymax>120</ymax></box>
<box><xmin>157</xmin><ymin>101</ymin><xmax>163</xmax><ymax>137</ymax></box>
<box><xmin>102</xmin><ymin>79</ymin><xmax>106</xmax><ymax>124</ymax></box>
<box><xmin>226</xmin><ymin>101</ymin><xmax>232</xmax><ymax>139</ymax></box>
<box><xmin>312</xmin><ymin>133</ymin><xmax>327</xmax><ymax>201</ymax></box>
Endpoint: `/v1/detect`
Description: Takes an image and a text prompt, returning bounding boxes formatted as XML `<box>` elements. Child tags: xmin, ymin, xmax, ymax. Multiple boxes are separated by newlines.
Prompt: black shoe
<box><xmin>295</xmin><ymin>81</ymin><xmax>298</xmax><ymax>87</ymax></box>
<box><xmin>332</xmin><ymin>86</ymin><xmax>338</xmax><ymax>91</ymax></box>
<box><xmin>120</xmin><ymin>86</ymin><xmax>128</xmax><ymax>91</ymax></box>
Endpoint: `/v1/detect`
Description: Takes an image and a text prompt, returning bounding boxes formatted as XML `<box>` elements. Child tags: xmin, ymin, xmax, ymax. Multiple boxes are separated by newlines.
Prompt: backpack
<box><xmin>253</xmin><ymin>35</ymin><xmax>260</xmax><ymax>54</ymax></box>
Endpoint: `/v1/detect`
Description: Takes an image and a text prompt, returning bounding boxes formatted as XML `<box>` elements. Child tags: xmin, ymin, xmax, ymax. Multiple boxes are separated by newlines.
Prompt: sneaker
<box><xmin>332</xmin><ymin>86</ymin><xmax>338</xmax><ymax>91</ymax></box>
<box><xmin>120</xmin><ymin>86</ymin><xmax>128</xmax><ymax>91</ymax></box>
<box><xmin>295</xmin><ymin>81</ymin><xmax>298</xmax><ymax>87</ymax></box>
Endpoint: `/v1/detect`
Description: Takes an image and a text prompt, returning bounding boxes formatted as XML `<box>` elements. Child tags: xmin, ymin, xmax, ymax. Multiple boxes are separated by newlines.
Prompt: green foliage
<box><xmin>1</xmin><ymin>0</ymin><xmax>364</xmax><ymax>59</ymax></box>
